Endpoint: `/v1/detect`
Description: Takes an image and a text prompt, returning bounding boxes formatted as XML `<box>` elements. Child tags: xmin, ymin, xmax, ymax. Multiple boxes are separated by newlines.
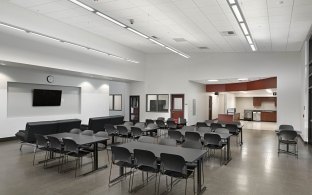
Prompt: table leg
<box><xmin>240</xmin><ymin>128</ymin><xmax>243</xmax><ymax>145</ymax></box>
<box><xmin>94</xmin><ymin>143</ymin><xmax>98</xmax><ymax>169</ymax></box>
<box><xmin>196</xmin><ymin>158</ymin><xmax>206</xmax><ymax>195</ymax></box>
<box><xmin>224</xmin><ymin>137</ymin><xmax>232</xmax><ymax>165</ymax></box>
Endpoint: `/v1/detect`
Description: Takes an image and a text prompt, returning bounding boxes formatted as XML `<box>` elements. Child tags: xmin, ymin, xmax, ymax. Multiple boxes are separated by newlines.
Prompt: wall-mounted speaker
<box><xmin>214</xmin><ymin>92</ymin><xmax>219</xmax><ymax>95</ymax></box>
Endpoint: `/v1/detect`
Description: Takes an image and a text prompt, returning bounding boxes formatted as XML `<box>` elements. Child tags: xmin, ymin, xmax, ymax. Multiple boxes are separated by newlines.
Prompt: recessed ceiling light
<box><xmin>208</xmin><ymin>79</ymin><xmax>219</xmax><ymax>82</ymax></box>
<box><xmin>238</xmin><ymin>78</ymin><xmax>248</xmax><ymax>81</ymax></box>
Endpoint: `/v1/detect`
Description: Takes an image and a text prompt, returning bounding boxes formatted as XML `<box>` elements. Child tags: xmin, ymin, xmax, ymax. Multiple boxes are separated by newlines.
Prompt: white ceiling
<box><xmin>7</xmin><ymin>0</ymin><xmax>312</xmax><ymax>54</ymax></box>
<box><xmin>194</xmin><ymin>76</ymin><xmax>268</xmax><ymax>84</ymax></box>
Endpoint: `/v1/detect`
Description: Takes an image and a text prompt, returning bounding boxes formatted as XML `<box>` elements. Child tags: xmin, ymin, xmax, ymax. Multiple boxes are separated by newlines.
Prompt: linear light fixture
<box><xmin>208</xmin><ymin>79</ymin><xmax>218</xmax><ymax>82</ymax></box>
<box><xmin>67</xmin><ymin>0</ymin><xmax>190</xmax><ymax>58</ymax></box>
<box><xmin>0</xmin><ymin>21</ymin><xmax>139</xmax><ymax>63</ymax></box>
<box><xmin>227</xmin><ymin>0</ymin><xmax>256</xmax><ymax>51</ymax></box>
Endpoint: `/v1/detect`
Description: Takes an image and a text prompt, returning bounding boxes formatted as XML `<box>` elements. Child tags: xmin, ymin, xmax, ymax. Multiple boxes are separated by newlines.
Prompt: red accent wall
<box><xmin>206</xmin><ymin>77</ymin><xmax>277</xmax><ymax>92</ymax></box>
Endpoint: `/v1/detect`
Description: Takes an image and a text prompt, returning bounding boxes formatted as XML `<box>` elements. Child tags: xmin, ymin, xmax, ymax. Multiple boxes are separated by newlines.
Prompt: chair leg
<box><xmin>193</xmin><ymin>173</ymin><xmax>196</xmax><ymax>195</ymax></box>
<box><xmin>154</xmin><ymin>173</ymin><xmax>158</xmax><ymax>194</ymax></box>
<box><xmin>75</xmin><ymin>158</ymin><xmax>79</xmax><ymax>178</ymax></box>
<box><xmin>128</xmin><ymin>168</ymin><xmax>132</xmax><ymax>193</ymax></box>
<box><xmin>32</xmin><ymin>147</ymin><xmax>37</xmax><ymax>166</ymax></box>
<box><xmin>185</xmin><ymin>179</ymin><xmax>188</xmax><ymax>195</ymax></box>
<box><xmin>108</xmin><ymin>161</ymin><xmax>113</xmax><ymax>184</ymax></box>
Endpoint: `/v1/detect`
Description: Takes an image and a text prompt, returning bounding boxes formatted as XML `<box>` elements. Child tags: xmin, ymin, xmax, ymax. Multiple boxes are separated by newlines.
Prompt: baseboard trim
<box><xmin>0</xmin><ymin>136</ymin><xmax>18</xmax><ymax>142</ymax></box>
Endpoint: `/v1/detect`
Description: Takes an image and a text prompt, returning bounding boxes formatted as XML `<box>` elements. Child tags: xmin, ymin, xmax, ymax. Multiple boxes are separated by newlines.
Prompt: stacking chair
<box><xmin>166</xmin><ymin>118</ymin><xmax>174</xmax><ymax>122</ymax></box>
<box><xmin>69</xmin><ymin>128</ymin><xmax>82</xmax><ymax>134</ymax></box>
<box><xmin>225</xmin><ymin>124</ymin><xmax>240</xmax><ymax>144</ymax></box>
<box><xmin>279</xmin><ymin>124</ymin><xmax>294</xmax><ymax>130</ymax></box>
<box><xmin>157</xmin><ymin>117</ymin><xmax>165</xmax><ymax>121</ymax></box>
<box><xmin>210</xmin><ymin>123</ymin><xmax>223</xmax><ymax>131</ymax></box>
<box><xmin>131</xmin><ymin>149</ymin><xmax>159</xmax><ymax>193</ymax></box>
<box><xmin>278</xmin><ymin>130</ymin><xmax>298</xmax><ymax>158</ymax></box>
<box><xmin>181</xmin><ymin>125</ymin><xmax>195</xmax><ymax>132</ymax></box>
<box><xmin>178</xmin><ymin>117</ymin><xmax>187</xmax><ymax>128</ymax></box>
<box><xmin>109</xmin><ymin>146</ymin><xmax>135</xmax><ymax>191</ymax></box>
<box><xmin>197</xmin><ymin>126</ymin><xmax>212</xmax><ymax>134</ymax></box>
<box><xmin>196</xmin><ymin>122</ymin><xmax>208</xmax><ymax>128</ymax></box>
<box><xmin>167</xmin><ymin>120</ymin><xmax>177</xmax><ymax>130</ymax></box>
<box><xmin>33</xmin><ymin>134</ymin><xmax>49</xmax><ymax>166</ymax></box>
<box><xmin>168</xmin><ymin>130</ymin><xmax>184</xmax><ymax>144</ymax></box>
<box><xmin>204</xmin><ymin>120</ymin><xmax>214</xmax><ymax>127</ymax></box>
<box><xmin>134</xmin><ymin>122</ymin><xmax>146</xmax><ymax>130</ymax></box>
<box><xmin>156</xmin><ymin>119</ymin><xmax>167</xmax><ymax>136</ymax></box>
<box><xmin>159</xmin><ymin>138</ymin><xmax>176</xmax><ymax>146</ymax></box>
<box><xmin>81</xmin><ymin>130</ymin><xmax>94</xmax><ymax>136</ymax></box>
<box><xmin>94</xmin><ymin>131</ymin><xmax>109</xmax><ymax>161</ymax></box>
<box><xmin>185</xmin><ymin>131</ymin><xmax>201</xmax><ymax>142</ymax></box>
<box><xmin>131</xmin><ymin>126</ymin><xmax>144</xmax><ymax>140</ymax></box>
<box><xmin>124</xmin><ymin>121</ymin><xmax>134</xmax><ymax>127</ymax></box>
<box><xmin>145</xmin><ymin>119</ymin><xmax>154</xmax><ymax>125</ymax></box>
<box><xmin>62</xmin><ymin>138</ymin><xmax>93</xmax><ymax>177</ymax></box>
<box><xmin>138</xmin><ymin>136</ymin><xmax>155</xmax><ymax>143</ymax></box>
<box><xmin>46</xmin><ymin>136</ymin><xmax>64</xmax><ymax>172</ymax></box>
<box><xmin>159</xmin><ymin>153</ymin><xmax>195</xmax><ymax>195</ymax></box>
<box><xmin>105</xmin><ymin>124</ymin><xmax>118</xmax><ymax>144</ymax></box>
<box><xmin>117</xmin><ymin>125</ymin><xmax>130</xmax><ymax>143</ymax></box>
<box><xmin>203</xmin><ymin>133</ymin><xmax>226</xmax><ymax>165</ymax></box>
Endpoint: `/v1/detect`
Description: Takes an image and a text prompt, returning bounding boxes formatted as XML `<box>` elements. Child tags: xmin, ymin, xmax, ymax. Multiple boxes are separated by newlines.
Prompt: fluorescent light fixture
<box><xmin>238</xmin><ymin>78</ymin><xmax>248</xmax><ymax>81</ymax></box>
<box><xmin>266</xmin><ymin>89</ymin><xmax>273</xmax><ymax>93</ymax></box>
<box><xmin>149</xmin><ymin>38</ymin><xmax>165</xmax><ymax>47</ymax></box>
<box><xmin>95</xmin><ymin>12</ymin><xmax>126</xmax><ymax>28</ymax></box>
<box><xmin>126</xmin><ymin>28</ymin><xmax>149</xmax><ymax>39</ymax></box>
<box><xmin>240</xmin><ymin>22</ymin><xmax>249</xmax><ymax>35</ymax></box>
<box><xmin>232</xmin><ymin>5</ymin><xmax>243</xmax><ymax>22</ymax></box>
<box><xmin>29</xmin><ymin>32</ymin><xmax>60</xmax><ymax>42</ymax></box>
<box><xmin>178</xmin><ymin>53</ymin><xmax>190</xmax><ymax>59</ymax></box>
<box><xmin>165</xmin><ymin>47</ymin><xmax>178</xmax><ymax>53</ymax></box>
<box><xmin>246</xmin><ymin>35</ymin><xmax>253</xmax><ymax>44</ymax></box>
<box><xmin>250</xmin><ymin>44</ymin><xmax>256</xmax><ymax>51</ymax></box>
<box><xmin>109</xmin><ymin>55</ymin><xmax>124</xmax><ymax>60</ymax></box>
<box><xmin>208</xmin><ymin>79</ymin><xmax>219</xmax><ymax>82</ymax></box>
<box><xmin>68</xmin><ymin>0</ymin><xmax>94</xmax><ymax>12</ymax></box>
<box><xmin>0</xmin><ymin>23</ymin><xmax>26</xmax><ymax>32</ymax></box>
<box><xmin>228</xmin><ymin>0</ymin><xmax>236</xmax><ymax>4</ymax></box>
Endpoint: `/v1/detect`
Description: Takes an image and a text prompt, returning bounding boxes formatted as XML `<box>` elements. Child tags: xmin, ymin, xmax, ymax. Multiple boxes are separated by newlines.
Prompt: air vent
<box><xmin>198</xmin><ymin>46</ymin><xmax>209</xmax><ymax>50</ymax></box>
<box><xmin>151</xmin><ymin>35</ymin><xmax>159</xmax><ymax>39</ymax></box>
<box><xmin>173</xmin><ymin>38</ymin><xmax>187</xmax><ymax>42</ymax></box>
<box><xmin>220</xmin><ymin>31</ymin><xmax>236</xmax><ymax>36</ymax></box>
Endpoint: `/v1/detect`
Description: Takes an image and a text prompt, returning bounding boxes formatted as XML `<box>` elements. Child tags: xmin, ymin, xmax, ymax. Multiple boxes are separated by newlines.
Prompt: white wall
<box><xmin>225</xmin><ymin>93</ymin><xmax>236</xmax><ymax>111</ymax></box>
<box><xmin>132</xmin><ymin>52</ymin><xmax>302</xmax><ymax>134</ymax></box>
<box><xmin>109</xmin><ymin>81</ymin><xmax>130</xmax><ymax>121</ymax></box>
<box><xmin>0</xmin><ymin>66</ymin><xmax>109</xmax><ymax>138</ymax></box>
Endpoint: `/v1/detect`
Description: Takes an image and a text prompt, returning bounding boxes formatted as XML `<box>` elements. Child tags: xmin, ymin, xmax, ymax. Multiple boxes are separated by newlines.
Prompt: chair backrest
<box><xmin>81</xmin><ymin>130</ymin><xmax>94</xmax><ymax>136</ymax></box>
<box><xmin>62</xmin><ymin>138</ymin><xmax>79</xmax><ymax>154</ymax></box>
<box><xmin>134</xmin><ymin>122</ymin><xmax>146</xmax><ymax>129</ymax></box>
<box><xmin>47</xmin><ymin>136</ymin><xmax>62</xmax><ymax>150</ymax></box>
<box><xmin>123</xmin><ymin>121</ymin><xmax>133</xmax><ymax>127</ymax></box>
<box><xmin>134</xmin><ymin>149</ymin><xmax>157</xmax><ymax>169</ymax></box>
<box><xmin>131</xmin><ymin>126</ymin><xmax>143</xmax><ymax>137</ymax></box>
<box><xmin>156</xmin><ymin>120</ymin><xmax>166</xmax><ymax>128</ymax></box>
<box><xmin>94</xmin><ymin>131</ymin><xmax>108</xmax><ymax>138</ymax></box>
<box><xmin>160</xmin><ymin>153</ymin><xmax>187</xmax><ymax>175</ymax></box>
<box><xmin>279</xmin><ymin>124</ymin><xmax>294</xmax><ymax>130</ymax></box>
<box><xmin>215</xmin><ymin>128</ymin><xmax>229</xmax><ymax>134</ymax></box>
<box><xmin>138</xmin><ymin>136</ymin><xmax>154</xmax><ymax>143</ymax></box>
<box><xmin>225</xmin><ymin>124</ymin><xmax>239</xmax><ymax>134</ymax></box>
<box><xmin>279</xmin><ymin>130</ymin><xmax>297</xmax><ymax>140</ymax></box>
<box><xmin>196</xmin><ymin>122</ymin><xmax>208</xmax><ymax>128</ymax></box>
<box><xmin>185</xmin><ymin>131</ymin><xmax>201</xmax><ymax>142</ymax></box>
<box><xmin>69</xmin><ymin>128</ymin><xmax>82</xmax><ymax>134</ymax></box>
<box><xmin>157</xmin><ymin>117</ymin><xmax>165</xmax><ymax>121</ymax></box>
<box><xmin>197</xmin><ymin>126</ymin><xmax>212</xmax><ymax>133</ymax></box>
<box><xmin>167</xmin><ymin>118</ymin><xmax>174</xmax><ymax>122</ymax></box>
<box><xmin>204</xmin><ymin>133</ymin><xmax>221</xmax><ymax>146</ymax></box>
<box><xmin>168</xmin><ymin>130</ymin><xmax>183</xmax><ymax>142</ymax></box>
<box><xmin>178</xmin><ymin>117</ymin><xmax>187</xmax><ymax>124</ymax></box>
<box><xmin>35</xmin><ymin>134</ymin><xmax>48</xmax><ymax>147</ymax></box>
<box><xmin>181</xmin><ymin>126</ymin><xmax>195</xmax><ymax>131</ymax></box>
<box><xmin>159</xmin><ymin>138</ymin><xmax>176</xmax><ymax>146</ymax></box>
<box><xmin>211</xmin><ymin>123</ymin><xmax>223</xmax><ymax>131</ymax></box>
<box><xmin>145</xmin><ymin>119</ymin><xmax>154</xmax><ymax>125</ymax></box>
<box><xmin>167</xmin><ymin>121</ymin><xmax>177</xmax><ymax>129</ymax></box>
<box><xmin>147</xmin><ymin>123</ymin><xmax>158</xmax><ymax>129</ymax></box>
<box><xmin>111</xmin><ymin>146</ymin><xmax>132</xmax><ymax>164</ymax></box>
<box><xmin>204</xmin><ymin>120</ymin><xmax>214</xmax><ymax>127</ymax></box>
<box><xmin>182</xmin><ymin>140</ymin><xmax>202</xmax><ymax>149</ymax></box>
<box><xmin>117</xmin><ymin>125</ymin><xmax>129</xmax><ymax>135</ymax></box>
<box><xmin>104</xmin><ymin>124</ymin><xmax>117</xmax><ymax>135</ymax></box>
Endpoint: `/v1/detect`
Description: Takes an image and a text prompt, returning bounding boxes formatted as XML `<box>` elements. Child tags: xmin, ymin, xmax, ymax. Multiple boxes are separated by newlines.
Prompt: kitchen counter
<box><xmin>244</xmin><ymin>110</ymin><xmax>277</xmax><ymax>122</ymax></box>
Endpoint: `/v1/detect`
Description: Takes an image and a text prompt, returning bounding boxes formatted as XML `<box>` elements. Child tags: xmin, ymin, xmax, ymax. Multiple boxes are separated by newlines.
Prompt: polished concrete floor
<box><xmin>241</xmin><ymin>121</ymin><xmax>277</xmax><ymax>131</ymax></box>
<box><xmin>1</xmin><ymin>129</ymin><xmax>312</xmax><ymax>195</ymax></box>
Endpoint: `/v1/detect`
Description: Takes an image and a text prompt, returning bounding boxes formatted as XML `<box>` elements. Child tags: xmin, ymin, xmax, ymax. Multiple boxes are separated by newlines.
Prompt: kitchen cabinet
<box><xmin>253</xmin><ymin>97</ymin><xmax>276</xmax><ymax>107</ymax></box>
<box><xmin>261</xmin><ymin>111</ymin><xmax>277</xmax><ymax>122</ymax></box>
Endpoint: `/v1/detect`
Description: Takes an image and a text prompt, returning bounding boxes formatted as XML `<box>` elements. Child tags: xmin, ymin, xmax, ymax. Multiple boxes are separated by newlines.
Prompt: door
<box><xmin>209</xmin><ymin>96</ymin><xmax>212</xmax><ymax>120</ymax></box>
<box><xmin>129</xmin><ymin>96</ymin><xmax>140</xmax><ymax>124</ymax></box>
<box><xmin>171</xmin><ymin>94</ymin><xmax>184</xmax><ymax>122</ymax></box>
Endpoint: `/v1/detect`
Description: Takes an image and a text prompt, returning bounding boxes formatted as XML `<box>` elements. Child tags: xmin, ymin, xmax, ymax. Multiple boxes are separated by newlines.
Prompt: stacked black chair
<box><xmin>185</xmin><ymin>131</ymin><xmax>201</xmax><ymax>142</ymax></box>
<box><xmin>159</xmin><ymin>153</ymin><xmax>195</xmax><ymax>195</ymax></box>
<box><xmin>131</xmin><ymin>126</ymin><xmax>144</xmax><ymax>140</ymax></box>
<box><xmin>117</xmin><ymin>125</ymin><xmax>130</xmax><ymax>143</ymax></box>
<box><xmin>104</xmin><ymin>124</ymin><xmax>118</xmax><ymax>144</ymax></box>
<box><xmin>131</xmin><ymin>149</ymin><xmax>159</xmax><ymax>193</ymax></box>
<box><xmin>62</xmin><ymin>138</ymin><xmax>93</xmax><ymax>177</ymax></box>
<box><xmin>168</xmin><ymin>130</ymin><xmax>184</xmax><ymax>144</ymax></box>
<box><xmin>46</xmin><ymin>136</ymin><xmax>64</xmax><ymax>172</ymax></box>
<box><xmin>204</xmin><ymin>133</ymin><xmax>226</xmax><ymax>165</ymax></box>
<box><xmin>33</xmin><ymin>134</ymin><xmax>49</xmax><ymax>166</ymax></box>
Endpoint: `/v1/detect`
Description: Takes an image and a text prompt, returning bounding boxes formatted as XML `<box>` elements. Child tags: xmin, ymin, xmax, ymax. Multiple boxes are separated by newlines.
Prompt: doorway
<box><xmin>209</xmin><ymin>96</ymin><xmax>212</xmax><ymax>120</ymax></box>
<box><xmin>170</xmin><ymin>94</ymin><xmax>184</xmax><ymax>121</ymax></box>
<box><xmin>129</xmin><ymin>96</ymin><xmax>140</xmax><ymax>124</ymax></box>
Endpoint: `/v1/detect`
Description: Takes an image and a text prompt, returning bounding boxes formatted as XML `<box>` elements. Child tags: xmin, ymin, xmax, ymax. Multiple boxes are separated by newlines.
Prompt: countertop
<box><xmin>244</xmin><ymin>110</ymin><xmax>276</xmax><ymax>112</ymax></box>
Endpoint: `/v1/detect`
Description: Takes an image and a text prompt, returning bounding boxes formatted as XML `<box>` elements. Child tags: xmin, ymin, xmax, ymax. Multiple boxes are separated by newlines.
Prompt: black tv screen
<box><xmin>33</xmin><ymin>89</ymin><xmax>62</xmax><ymax>106</ymax></box>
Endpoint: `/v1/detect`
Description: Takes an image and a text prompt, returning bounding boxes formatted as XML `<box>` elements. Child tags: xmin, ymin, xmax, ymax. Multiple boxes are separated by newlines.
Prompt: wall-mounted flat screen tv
<box><xmin>33</xmin><ymin>89</ymin><xmax>62</xmax><ymax>106</ymax></box>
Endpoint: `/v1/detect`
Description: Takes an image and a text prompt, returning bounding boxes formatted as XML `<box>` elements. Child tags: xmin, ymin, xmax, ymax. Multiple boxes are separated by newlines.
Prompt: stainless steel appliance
<box><xmin>253</xmin><ymin>111</ymin><xmax>261</xmax><ymax>121</ymax></box>
<box><xmin>244</xmin><ymin>110</ymin><xmax>253</xmax><ymax>121</ymax></box>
